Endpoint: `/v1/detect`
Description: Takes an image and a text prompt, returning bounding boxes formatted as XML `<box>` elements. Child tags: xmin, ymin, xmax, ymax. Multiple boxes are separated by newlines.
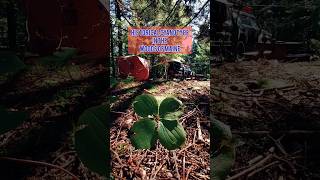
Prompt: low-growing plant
<box><xmin>74</xmin><ymin>105</ymin><xmax>108</xmax><ymax>177</ymax></box>
<box><xmin>211</xmin><ymin>115</ymin><xmax>235</xmax><ymax>180</ymax></box>
<box><xmin>130</xmin><ymin>94</ymin><xmax>186</xmax><ymax>150</ymax></box>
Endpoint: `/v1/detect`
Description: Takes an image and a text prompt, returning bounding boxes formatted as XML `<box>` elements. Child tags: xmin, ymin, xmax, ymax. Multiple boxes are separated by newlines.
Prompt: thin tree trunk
<box><xmin>111</xmin><ymin>24</ymin><xmax>116</xmax><ymax>77</ymax></box>
<box><xmin>7</xmin><ymin>1</ymin><xmax>16</xmax><ymax>50</ymax></box>
<box><xmin>115</xmin><ymin>0</ymin><xmax>123</xmax><ymax>56</ymax></box>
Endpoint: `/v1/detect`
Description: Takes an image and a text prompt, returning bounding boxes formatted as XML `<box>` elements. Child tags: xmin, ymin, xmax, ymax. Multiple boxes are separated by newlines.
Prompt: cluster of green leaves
<box><xmin>74</xmin><ymin>105</ymin><xmax>108</xmax><ymax>177</ymax></box>
<box><xmin>211</xmin><ymin>116</ymin><xmax>235</xmax><ymax>180</ymax></box>
<box><xmin>130</xmin><ymin>94</ymin><xmax>186</xmax><ymax>150</ymax></box>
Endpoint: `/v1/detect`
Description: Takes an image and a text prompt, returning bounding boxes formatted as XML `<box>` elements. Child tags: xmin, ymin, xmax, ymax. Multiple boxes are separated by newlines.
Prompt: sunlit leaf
<box><xmin>158</xmin><ymin>119</ymin><xmax>186</xmax><ymax>150</ymax></box>
<box><xmin>161</xmin><ymin>111</ymin><xmax>183</xmax><ymax>121</ymax></box>
<box><xmin>130</xmin><ymin>118</ymin><xmax>157</xmax><ymax>149</ymax></box>
<box><xmin>159</xmin><ymin>97</ymin><xmax>182</xmax><ymax>117</ymax></box>
<box><xmin>133</xmin><ymin>94</ymin><xmax>158</xmax><ymax>117</ymax></box>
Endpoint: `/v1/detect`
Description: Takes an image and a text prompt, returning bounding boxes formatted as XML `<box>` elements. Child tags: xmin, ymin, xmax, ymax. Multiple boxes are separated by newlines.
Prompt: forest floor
<box><xmin>0</xmin><ymin>60</ymin><xmax>107</xmax><ymax>179</ymax></box>
<box><xmin>212</xmin><ymin>59</ymin><xmax>320</xmax><ymax>180</ymax></box>
<box><xmin>110</xmin><ymin>79</ymin><xmax>210</xmax><ymax>180</ymax></box>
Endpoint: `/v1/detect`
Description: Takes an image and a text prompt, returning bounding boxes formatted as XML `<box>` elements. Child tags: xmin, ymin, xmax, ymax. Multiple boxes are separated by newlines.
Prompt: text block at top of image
<box><xmin>128</xmin><ymin>26</ymin><xmax>193</xmax><ymax>55</ymax></box>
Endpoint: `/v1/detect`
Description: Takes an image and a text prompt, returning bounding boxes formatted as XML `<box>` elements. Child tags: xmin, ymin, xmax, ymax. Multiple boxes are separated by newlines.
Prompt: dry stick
<box><xmin>182</xmin><ymin>152</ymin><xmax>186</xmax><ymax>180</ymax></box>
<box><xmin>196</xmin><ymin>117</ymin><xmax>204</xmax><ymax>141</ymax></box>
<box><xmin>268</xmin><ymin>135</ymin><xmax>288</xmax><ymax>156</ymax></box>
<box><xmin>52</xmin><ymin>151</ymin><xmax>76</xmax><ymax>164</ymax></box>
<box><xmin>172</xmin><ymin>151</ymin><xmax>181</xmax><ymax>180</ymax></box>
<box><xmin>247</xmin><ymin>161</ymin><xmax>280</xmax><ymax>178</ymax></box>
<box><xmin>232</xmin><ymin>130</ymin><xmax>320</xmax><ymax>135</ymax></box>
<box><xmin>150</xmin><ymin>147</ymin><xmax>158</xmax><ymax>179</ymax></box>
<box><xmin>153</xmin><ymin>154</ymin><xmax>168</xmax><ymax>178</ymax></box>
<box><xmin>227</xmin><ymin>154</ymin><xmax>273</xmax><ymax>180</ymax></box>
<box><xmin>180</xmin><ymin>108</ymin><xmax>197</xmax><ymax>124</ymax></box>
<box><xmin>0</xmin><ymin>157</ymin><xmax>79</xmax><ymax>180</ymax></box>
<box><xmin>273</xmin><ymin>155</ymin><xmax>297</xmax><ymax>174</ymax></box>
<box><xmin>111</xmin><ymin>149</ymin><xmax>124</xmax><ymax>167</ymax></box>
<box><xmin>248</xmin><ymin>155</ymin><xmax>264</xmax><ymax>166</ymax></box>
<box><xmin>137</xmin><ymin>150</ymin><xmax>148</xmax><ymax>167</ymax></box>
<box><xmin>253</xmin><ymin>98</ymin><xmax>274</xmax><ymax>120</ymax></box>
<box><xmin>185</xmin><ymin>166</ymin><xmax>193</xmax><ymax>180</ymax></box>
<box><xmin>179</xmin><ymin>143</ymin><xmax>193</xmax><ymax>154</ymax></box>
<box><xmin>212</xmin><ymin>87</ymin><xmax>262</xmax><ymax>97</ymax></box>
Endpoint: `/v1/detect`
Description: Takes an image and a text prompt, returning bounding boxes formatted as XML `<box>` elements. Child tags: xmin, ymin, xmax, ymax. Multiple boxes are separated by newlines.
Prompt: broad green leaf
<box><xmin>130</xmin><ymin>118</ymin><xmax>157</xmax><ymax>149</ymax></box>
<box><xmin>161</xmin><ymin>111</ymin><xmax>183</xmax><ymax>121</ymax></box>
<box><xmin>158</xmin><ymin>119</ymin><xmax>186</xmax><ymax>150</ymax></box>
<box><xmin>212</xmin><ymin>115</ymin><xmax>232</xmax><ymax>141</ymax></box>
<box><xmin>211</xmin><ymin>146</ymin><xmax>235</xmax><ymax>180</ymax></box>
<box><xmin>75</xmin><ymin>105</ymin><xmax>108</xmax><ymax>176</ymax></box>
<box><xmin>0</xmin><ymin>107</ymin><xmax>27</xmax><ymax>134</ymax></box>
<box><xmin>133</xmin><ymin>94</ymin><xmax>158</xmax><ymax>117</ymax></box>
<box><xmin>159</xmin><ymin>97</ymin><xmax>182</xmax><ymax>117</ymax></box>
<box><xmin>0</xmin><ymin>51</ymin><xmax>26</xmax><ymax>75</ymax></box>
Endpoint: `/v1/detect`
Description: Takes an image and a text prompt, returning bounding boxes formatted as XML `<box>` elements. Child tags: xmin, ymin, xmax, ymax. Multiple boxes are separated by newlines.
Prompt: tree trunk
<box><xmin>111</xmin><ymin>24</ymin><xmax>116</xmax><ymax>77</ymax></box>
<box><xmin>115</xmin><ymin>0</ymin><xmax>123</xmax><ymax>56</ymax></box>
<box><xmin>7</xmin><ymin>1</ymin><xmax>16</xmax><ymax>50</ymax></box>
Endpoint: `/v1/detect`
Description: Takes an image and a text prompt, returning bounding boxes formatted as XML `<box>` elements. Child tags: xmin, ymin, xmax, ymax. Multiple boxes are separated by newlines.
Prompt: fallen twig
<box><xmin>232</xmin><ymin>130</ymin><xmax>320</xmax><ymax>135</ymax></box>
<box><xmin>247</xmin><ymin>161</ymin><xmax>280</xmax><ymax>178</ymax></box>
<box><xmin>111</xmin><ymin>149</ymin><xmax>124</xmax><ymax>167</ymax></box>
<box><xmin>172</xmin><ymin>151</ymin><xmax>181</xmax><ymax>180</ymax></box>
<box><xmin>0</xmin><ymin>157</ymin><xmax>79</xmax><ymax>180</ymax></box>
<box><xmin>227</xmin><ymin>154</ymin><xmax>273</xmax><ymax>180</ymax></box>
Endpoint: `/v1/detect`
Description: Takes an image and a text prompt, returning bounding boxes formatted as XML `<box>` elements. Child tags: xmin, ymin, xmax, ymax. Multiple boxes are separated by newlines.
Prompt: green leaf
<box><xmin>75</xmin><ymin>105</ymin><xmax>108</xmax><ymax>176</ymax></box>
<box><xmin>211</xmin><ymin>146</ymin><xmax>235</xmax><ymax>180</ymax></box>
<box><xmin>130</xmin><ymin>118</ymin><xmax>157</xmax><ymax>149</ymax></box>
<box><xmin>158</xmin><ymin>119</ymin><xmax>186</xmax><ymax>150</ymax></box>
<box><xmin>162</xmin><ymin>111</ymin><xmax>183</xmax><ymax>121</ymax></box>
<box><xmin>211</xmin><ymin>116</ymin><xmax>235</xmax><ymax>179</ymax></box>
<box><xmin>159</xmin><ymin>97</ymin><xmax>182</xmax><ymax>118</ymax></box>
<box><xmin>0</xmin><ymin>107</ymin><xmax>27</xmax><ymax>134</ymax></box>
<box><xmin>212</xmin><ymin>115</ymin><xmax>232</xmax><ymax>141</ymax></box>
<box><xmin>133</xmin><ymin>94</ymin><xmax>158</xmax><ymax>117</ymax></box>
<box><xmin>0</xmin><ymin>51</ymin><xmax>26</xmax><ymax>75</ymax></box>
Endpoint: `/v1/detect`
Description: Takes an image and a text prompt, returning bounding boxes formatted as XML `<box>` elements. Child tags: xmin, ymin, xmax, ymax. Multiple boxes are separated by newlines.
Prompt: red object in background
<box><xmin>24</xmin><ymin>0</ymin><xmax>62</xmax><ymax>55</ymax></box>
<box><xmin>117</xmin><ymin>56</ymin><xmax>150</xmax><ymax>81</ymax></box>
<box><xmin>61</xmin><ymin>0</ymin><xmax>109</xmax><ymax>58</ymax></box>
<box><xmin>242</xmin><ymin>6</ymin><xmax>253</xmax><ymax>13</ymax></box>
<box><xmin>24</xmin><ymin>0</ymin><xmax>109</xmax><ymax>58</ymax></box>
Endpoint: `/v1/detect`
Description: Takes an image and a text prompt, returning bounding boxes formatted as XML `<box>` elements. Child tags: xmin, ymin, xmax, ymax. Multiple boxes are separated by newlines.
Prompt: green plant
<box><xmin>211</xmin><ymin>116</ymin><xmax>235</xmax><ymax>180</ymax></box>
<box><xmin>130</xmin><ymin>94</ymin><xmax>186</xmax><ymax>150</ymax></box>
<box><xmin>74</xmin><ymin>105</ymin><xmax>108</xmax><ymax>177</ymax></box>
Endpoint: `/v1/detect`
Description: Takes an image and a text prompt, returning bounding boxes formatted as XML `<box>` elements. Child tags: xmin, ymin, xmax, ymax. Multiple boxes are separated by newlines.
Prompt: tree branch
<box><xmin>161</xmin><ymin>0</ymin><xmax>182</xmax><ymax>26</ymax></box>
<box><xmin>184</xmin><ymin>0</ymin><xmax>210</xmax><ymax>27</ymax></box>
